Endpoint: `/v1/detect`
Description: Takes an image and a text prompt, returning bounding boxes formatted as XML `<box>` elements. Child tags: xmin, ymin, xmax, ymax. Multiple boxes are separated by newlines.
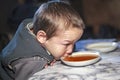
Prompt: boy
<box><xmin>0</xmin><ymin>1</ymin><xmax>85</xmax><ymax>80</ymax></box>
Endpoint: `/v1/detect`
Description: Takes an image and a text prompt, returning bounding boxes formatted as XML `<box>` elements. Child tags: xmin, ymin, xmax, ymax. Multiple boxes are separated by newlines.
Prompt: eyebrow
<box><xmin>64</xmin><ymin>39</ymin><xmax>73</xmax><ymax>43</ymax></box>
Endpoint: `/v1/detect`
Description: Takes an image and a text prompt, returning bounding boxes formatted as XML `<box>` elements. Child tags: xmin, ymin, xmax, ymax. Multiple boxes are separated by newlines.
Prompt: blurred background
<box><xmin>0</xmin><ymin>0</ymin><xmax>120</xmax><ymax>51</ymax></box>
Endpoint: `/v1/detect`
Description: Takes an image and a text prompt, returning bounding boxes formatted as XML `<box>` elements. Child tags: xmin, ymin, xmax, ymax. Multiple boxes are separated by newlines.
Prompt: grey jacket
<box><xmin>0</xmin><ymin>19</ymin><xmax>54</xmax><ymax>80</ymax></box>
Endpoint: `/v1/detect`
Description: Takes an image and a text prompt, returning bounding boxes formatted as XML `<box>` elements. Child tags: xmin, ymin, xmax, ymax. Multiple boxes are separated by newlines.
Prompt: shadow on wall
<box><xmin>0</xmin><ymin>33</ymin><xmax>9</xmax><ymax>52</ymax></box>
<box><xmin>81</xmin><ymin>24</ymin><xmax>120</xmax><ymax>40</ymax></box>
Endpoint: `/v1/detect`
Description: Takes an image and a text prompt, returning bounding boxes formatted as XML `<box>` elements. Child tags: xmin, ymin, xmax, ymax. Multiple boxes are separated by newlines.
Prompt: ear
<box><xmin>36</xmin><ymin>30</ymin><xmax>47</xmax><ymax>43</ymax></box>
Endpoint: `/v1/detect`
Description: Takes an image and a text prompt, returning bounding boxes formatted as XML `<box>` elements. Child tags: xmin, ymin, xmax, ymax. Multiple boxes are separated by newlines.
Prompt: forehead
<box><xmin>56</xmin><ymin>27</ymin><xmax>83</xmax><ymax>41</ymax></box>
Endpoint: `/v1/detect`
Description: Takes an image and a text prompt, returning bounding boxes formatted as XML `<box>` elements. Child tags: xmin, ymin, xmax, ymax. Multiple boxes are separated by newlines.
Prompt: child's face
<box><xmin>42</xmin><ymin>27</ymin><xmax>83</xmax><ymax>60</ymax></box>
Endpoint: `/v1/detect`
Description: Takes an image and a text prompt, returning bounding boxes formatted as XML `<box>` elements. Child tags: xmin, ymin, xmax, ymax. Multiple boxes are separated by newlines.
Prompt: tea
<box><xmin>63</xmin><ymin>54</ymin><xmax>98</xmax><ymax>61</ymax></box>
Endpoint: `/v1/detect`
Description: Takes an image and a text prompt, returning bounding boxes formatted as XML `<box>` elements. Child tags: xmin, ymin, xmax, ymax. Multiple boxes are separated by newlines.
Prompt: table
<box><xmin>29</xmin><ymin>40</ymin><xmax>120</xmax><ymax>80</ymax></box>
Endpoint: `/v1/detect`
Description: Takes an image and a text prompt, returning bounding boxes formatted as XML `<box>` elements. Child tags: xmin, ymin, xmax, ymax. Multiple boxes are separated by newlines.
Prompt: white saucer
<box><xmin>85</xmin><ymin>42</ymin><xmax>118</xmax><ymax>53</ymax></box>
<box><xmin>61</xmin><ymin>51</ymin><xmax>101</xmax><ymax>67</ymax></box>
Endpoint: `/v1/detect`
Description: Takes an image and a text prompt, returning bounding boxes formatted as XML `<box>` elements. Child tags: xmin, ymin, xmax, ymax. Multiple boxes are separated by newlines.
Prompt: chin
<box><xmin>55</xmin><ymin>57</ymin><xmax>61</xmax><ymax>61</ymax></box>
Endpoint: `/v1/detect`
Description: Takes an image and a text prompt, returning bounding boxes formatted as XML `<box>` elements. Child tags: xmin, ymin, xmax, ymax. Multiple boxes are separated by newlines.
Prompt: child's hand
<box><xmin>50</xmin><ymin>59</ymin><xmax>56</xmax><ymax>66</ymax></box>
<box><xmin>45</xmin><ymin>59</ymin><xmax>56</xmax><ymax>68</ymax></box>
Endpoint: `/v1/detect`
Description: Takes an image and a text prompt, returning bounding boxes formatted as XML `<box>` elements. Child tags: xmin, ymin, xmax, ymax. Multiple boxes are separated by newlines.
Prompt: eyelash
<box><xmin>65</xmin><ymin>43</ymin><xmax>71</xmax><ymax>46</ymax></box>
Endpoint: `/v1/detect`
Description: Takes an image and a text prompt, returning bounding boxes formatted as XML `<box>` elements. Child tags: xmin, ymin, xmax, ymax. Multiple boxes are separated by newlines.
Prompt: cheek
<box><xmin>51</xmin><ymin>46</ymin><xmax>66</xmax><ymax>58</ymax></box>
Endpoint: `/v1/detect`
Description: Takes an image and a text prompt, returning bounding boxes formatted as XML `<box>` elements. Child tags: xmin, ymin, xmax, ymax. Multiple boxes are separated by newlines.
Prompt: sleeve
<box><xmin>11</xmin><ymin>56</ymin><xmax>48</xmax><ymax>80</ymax></box>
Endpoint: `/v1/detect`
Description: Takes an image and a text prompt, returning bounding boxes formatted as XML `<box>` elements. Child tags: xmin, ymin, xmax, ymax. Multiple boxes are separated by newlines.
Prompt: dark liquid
<box><xmin>63</xmin><ymin>54</ymin><xmax>98</xmax><ymax>61</ymax></box>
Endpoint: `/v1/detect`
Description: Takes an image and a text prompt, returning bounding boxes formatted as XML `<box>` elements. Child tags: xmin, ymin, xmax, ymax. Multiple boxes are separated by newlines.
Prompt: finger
<box><xmin>50</xmin><ymin>59</ymin><xmax>56</xmax><ymax>66</ymax></box>
<box><xmin>45</xmin><ymin>64</ymin><xmax>48</xmax><ymax>68</ymax></box>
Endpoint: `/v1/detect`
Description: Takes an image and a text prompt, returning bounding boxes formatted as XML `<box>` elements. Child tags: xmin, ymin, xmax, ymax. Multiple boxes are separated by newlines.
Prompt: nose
<box><xmin>66</xmin><ymin>45</ymin><xmax>73</xmax><ymax>55</ymax></box>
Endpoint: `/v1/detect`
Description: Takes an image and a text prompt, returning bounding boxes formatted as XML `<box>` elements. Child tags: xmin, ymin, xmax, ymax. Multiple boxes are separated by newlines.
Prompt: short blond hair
<box><xmin>33</xmin><ymin>1</ymin><xmax>85</xmax><ymax>39</ymax></box>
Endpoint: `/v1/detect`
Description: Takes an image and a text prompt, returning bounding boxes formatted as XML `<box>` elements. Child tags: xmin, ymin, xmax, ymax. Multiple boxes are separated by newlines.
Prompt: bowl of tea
<box><xmin>61</xmin><ymin>51</ymin><xmax>101</xmax><ymax>66</ymax></box>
